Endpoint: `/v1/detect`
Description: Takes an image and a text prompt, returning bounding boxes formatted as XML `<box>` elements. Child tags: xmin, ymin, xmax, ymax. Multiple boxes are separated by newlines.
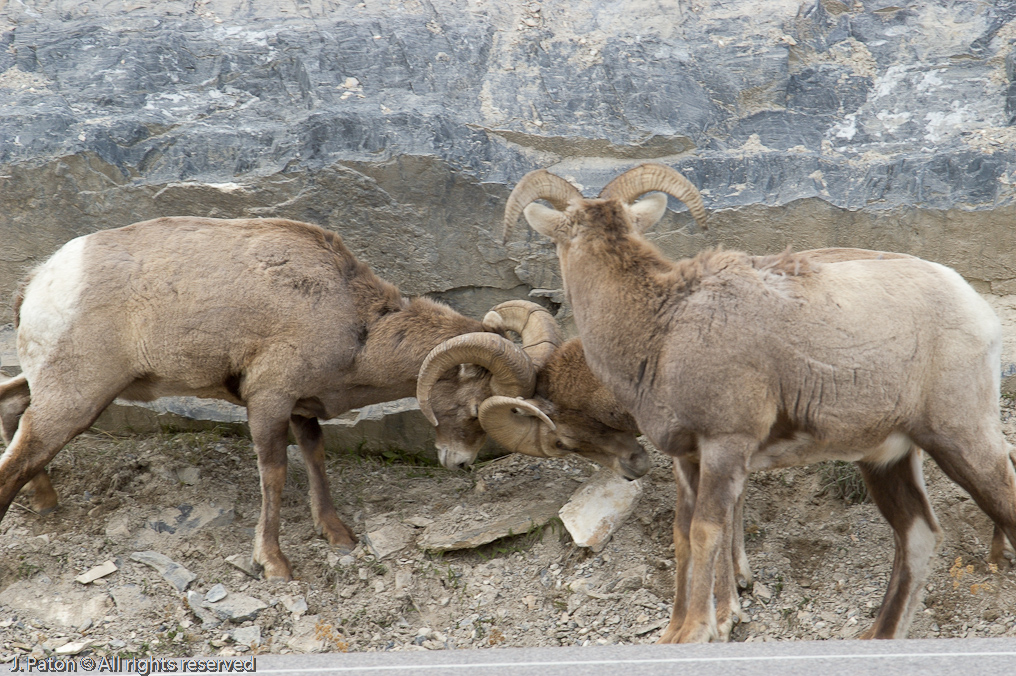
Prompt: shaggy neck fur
<box><xmin>354</xmin><ymin>295</ymin><xmax>485</xmax><ymax>394</ymax></box>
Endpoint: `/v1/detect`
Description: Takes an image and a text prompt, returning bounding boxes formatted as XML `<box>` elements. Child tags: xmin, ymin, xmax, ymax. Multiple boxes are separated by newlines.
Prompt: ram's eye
<box><xmin>555</xmin><ymin>441</ymin><xmax>566</xmax><ymax>450</ymax></box>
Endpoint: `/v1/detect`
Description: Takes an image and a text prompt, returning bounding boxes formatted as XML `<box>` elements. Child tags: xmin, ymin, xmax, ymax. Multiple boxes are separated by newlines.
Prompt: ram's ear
<box><xmin>524</xmin><ymin>203</ymin><xmax>570</xmax><ymax>240</ymax></box>
<box><xmin>629</xmin><ymin>192</ymin><xmax>668</xmax><ymax>234</ymax></box>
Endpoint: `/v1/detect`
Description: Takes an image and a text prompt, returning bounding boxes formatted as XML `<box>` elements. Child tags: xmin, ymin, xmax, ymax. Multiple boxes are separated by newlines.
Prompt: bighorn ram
<box><xmin>505</xmin><ymin>163</ymin><xmax>1016</xmax><ymax>643</ymax></box>
<box><xmin>417</xmin><ymin>300</ymin><xmax>651</xmax><ymax>480</ymax></box>
<box><xmin>0</xmin><ymin>216</ymin><xmax>562</xmax><ymax>580</ymax></box>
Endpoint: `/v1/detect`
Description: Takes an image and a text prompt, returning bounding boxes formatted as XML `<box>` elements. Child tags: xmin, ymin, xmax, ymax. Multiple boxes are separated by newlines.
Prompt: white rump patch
<box><xmin>17</xmin><ymin>236</ymin><xmax>88</xmax><ymax>378</ymax></box>
<box><xmin>862</xmin><ymin>431</ymin><xmax>913</xmax><ymax>467</ymax></box>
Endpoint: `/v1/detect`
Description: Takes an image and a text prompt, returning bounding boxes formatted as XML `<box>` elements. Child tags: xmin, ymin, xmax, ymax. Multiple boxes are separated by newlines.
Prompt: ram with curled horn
<box><xmin>417</xmin><ymin>300</ymin><xmax>652</xmax><ymax>481</ymax></box>
<box><xmin>507</xmin><ymin>161</ymin><xmax>1016</xmax><ymax>645</ymax></box>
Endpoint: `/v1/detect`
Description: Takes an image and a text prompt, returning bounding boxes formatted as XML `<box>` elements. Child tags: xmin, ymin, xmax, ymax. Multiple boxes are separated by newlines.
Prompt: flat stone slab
<box><xmin>205</xmin><ymin>583</ymin><xmax>228</xmax><ymax>603</ymax></box>
<box><xmin>55</xmin><ymin>640</ymin><xmax>93</xmax><ymax>656</ymax></box>
<box><xmin>130</xmin><ymin>550</ymin><xmax>197</xmax><ymax>592</ymax></box>
<box><xmin>559</xmin><ymin>469</ymin><xmax>643</xmax><ymax>552</ymax></box>
<box><xmin>418</xmin><ymin>500</ymin><xmax>564</xmax><ymax>552</ymax></box>
<box><xmin>75</xmin><ymin>560</ymin><xmax>118</xmax><ymax>585</ymax></box>
<box><xmin>202</xmin><ymin>593</ymin><xmax>269</xmax><ymax>623</ymax></box>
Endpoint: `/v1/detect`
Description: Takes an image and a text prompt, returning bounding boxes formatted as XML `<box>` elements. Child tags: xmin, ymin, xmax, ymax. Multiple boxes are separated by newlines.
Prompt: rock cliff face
<box><xmin>2</xmin><ymin>0</ymin><xmax>1015</xmax><ymax>406</ymax></box>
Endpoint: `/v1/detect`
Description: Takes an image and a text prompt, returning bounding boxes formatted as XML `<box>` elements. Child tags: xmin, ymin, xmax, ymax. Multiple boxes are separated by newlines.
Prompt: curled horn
<box><xmin>478</xmin><ymin>396</ymin><xmax>556</xmax><ymax>457</ymax></box>
<box><xmin>482</xmin><ymin>300</ymin><xmax>562</xmax><ymax>370</ymax></box>
<box><xmin>502</xmin><ymin>169</ymin><xmax>583</xmax><ymax>243</ymax></box>
<box><xmin>417</xmin><ymin>333</ymin><xmax>536</xmax><ymax>426</ymax></box>
<box><xmin>599</xmin><ymin>163</ymin><xmax>708</xmax><ymax>229</ymax></box>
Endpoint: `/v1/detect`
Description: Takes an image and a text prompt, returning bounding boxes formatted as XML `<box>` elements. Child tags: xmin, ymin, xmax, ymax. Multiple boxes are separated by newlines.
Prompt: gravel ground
<box><xmin>2</xmin><ymin>399</ymin><xmax>1016</xmax><ymax>660</ymax></box>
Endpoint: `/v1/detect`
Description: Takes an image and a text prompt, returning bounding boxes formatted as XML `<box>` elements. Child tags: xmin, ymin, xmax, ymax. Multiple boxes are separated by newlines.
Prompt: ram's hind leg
<box><xmin>1</xmin><ymin>376</ymin><xmax>56</xmax><ymax>513</ymax></box>
<box><xmin>732</xmin><ymin>490</ymin><xmax>753</xmax><ymax>590</ymax></box>
<box><xmin>919</xmin><ymin>424</ymin><xmax>1016</xmax><ymax>576</ymax></box>
<box><xmin>0</xmin><ymin>376</ymin><xmax>58</xmax><ymax>514</ymax></box>
<box><xmin>247</xmin><ymin>394</ymin><xmax>298</xmax><ymax>581</ymax></box>
<box><xmin>988</xmin><ymin>446</ymin><xmax>1016</xmax><ymax>567</ymax></box>
<box><xmin>290</xmin><ymin>415</ymin><xmax>356</xmax><ymax>553</ymax></box>
<box><xmin>856</xmin><ymin>448</ymin><xmax>941</xmax><ymax>639</ymax></box>
<box><xmin>0</xmin><ymin>389</ymin><xmax>119</xmax><ymax>524</ymax></box>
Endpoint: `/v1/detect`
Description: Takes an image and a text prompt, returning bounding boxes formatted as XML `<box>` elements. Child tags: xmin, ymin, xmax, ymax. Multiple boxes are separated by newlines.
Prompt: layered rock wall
<box><xmin>3</xmin><ymin>0</ymin><xmax>1015</xmax><ymax>442</ymax></box>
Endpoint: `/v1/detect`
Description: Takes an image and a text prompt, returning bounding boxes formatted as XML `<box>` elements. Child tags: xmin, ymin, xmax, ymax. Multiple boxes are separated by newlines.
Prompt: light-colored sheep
<box><xmin>506</xmin><ymin>163</ymin><xmax>1016</xmax><ymax>643</ymax></box>
<box><xmin>0</xmin><ymin>216</ymin><xmax>556</xmax><ymax>580</ymax></box>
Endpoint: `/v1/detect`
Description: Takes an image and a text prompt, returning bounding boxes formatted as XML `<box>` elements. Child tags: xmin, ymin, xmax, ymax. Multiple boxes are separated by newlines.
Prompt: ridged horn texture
<box><xmin>416</xmin><ymin>333</ymin><xmax>537</xmax><ymax>426</ymax></box>
<box><xmin>486</xmin><ymin>300</ymin><xmax>562</xmax><ymax>370</ymax></box>
<box><xmin>502</xmin><ymin>169</ymin><xmax>583</xmax><ymax>243</ymax></box>
<box><xmin>478</xmin><ymin>396</ymin><xmax>555</xmax><ymax>457</ymax></box>
<box><xmin>598</xmin><ymin>163</ymin><xmax>708</xmax><ymax>229</ymax></box>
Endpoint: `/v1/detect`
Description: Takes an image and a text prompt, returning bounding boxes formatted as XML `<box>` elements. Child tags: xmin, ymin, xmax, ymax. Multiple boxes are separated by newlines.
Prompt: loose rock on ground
<box><xmin>2</xmin><ymin>401</ymin><xmax>1016</xmax><ymax>660</ymax></box>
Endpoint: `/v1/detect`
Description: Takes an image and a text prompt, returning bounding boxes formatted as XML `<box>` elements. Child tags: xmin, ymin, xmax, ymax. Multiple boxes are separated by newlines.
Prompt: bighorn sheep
<box><xmin>417</xmin><ymin>300</ymin><xmax>651</xmax><ymax>480</ymax></box>
<box><xmin>505</xmin><ymin>163</ymin><xmax>1016</xmax><ymax>643</ymax></box>
<box><xmin>0</xmin><ymin>216</ymin><xmax>560</xmax><ymax>580</ymax></box>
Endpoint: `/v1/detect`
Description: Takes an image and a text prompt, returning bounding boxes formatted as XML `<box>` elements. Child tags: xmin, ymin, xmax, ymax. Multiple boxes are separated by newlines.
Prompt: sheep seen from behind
<box><xmin>506</xmin><ymin>163</ymin><xmax>1016</xmax><ymax>643</ymax></box>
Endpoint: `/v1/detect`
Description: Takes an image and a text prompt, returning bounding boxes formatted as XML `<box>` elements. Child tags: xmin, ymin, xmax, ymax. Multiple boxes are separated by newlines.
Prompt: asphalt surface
<box><xmin>243</xmin><ymin>638</ymin><xmax>1016</xmax><ymax>676</ymax></box>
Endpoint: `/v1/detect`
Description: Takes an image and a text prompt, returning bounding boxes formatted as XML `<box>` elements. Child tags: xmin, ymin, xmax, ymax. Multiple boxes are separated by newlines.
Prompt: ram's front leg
<box><xmin>662</xmin><ymin>435</ymin><xmax>752</xmax><ymax>644</ymax></box>
<box><xmin>661</xmin><ymin>455</ymin><xmax>699</xmax><ymax>641</ymax></box>
<box><xmin>249</xmin><ymin>394</ymin><xmax>296</xmax><ymax>581</ymax></box>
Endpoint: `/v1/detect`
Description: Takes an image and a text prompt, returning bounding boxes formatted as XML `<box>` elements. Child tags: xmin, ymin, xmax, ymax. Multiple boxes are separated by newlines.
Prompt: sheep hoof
<box><xmin>254</xmin><ymin>554</ymin><xmax>293</xmax><ymax>582</ymax></box>
<box><xmin>319</xmin><ymin>518</ymin><xmax>357</xmax><ymax>552</ymax></box>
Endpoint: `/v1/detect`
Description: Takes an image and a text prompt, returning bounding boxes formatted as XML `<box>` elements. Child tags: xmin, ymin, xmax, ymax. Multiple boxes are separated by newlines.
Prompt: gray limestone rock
<box><xmin>130</xmin><ymin>550</ymin><xmax>197</xmax><ymax>593</ymax></box>
<box><xmin>203</xmin><ymin>593</ymin><xmax>269</xmax><ymax>623</ymax></box>
<box><xmin>205</xmin><ymin>583</ymin><xmax>228</xmax><ymax>603</ymax></box>
<box><xmin>2</xmin><ymin>0</ymin><xmax>1016</xmax><ymax>449</ymax></box>
<box><xmin>186</xmin><ymin>590</ymin><xmax>222</xmax><ymax>628</ymax></box>
<box><xmin>418</xmin><ymin>500</ymin><xmax>564</xmax><ymax>552</ymax></box>
<box><xmin>230</xmin><ymin>626</ymin><xmax>262</xmax><ymax>648</ymax></box>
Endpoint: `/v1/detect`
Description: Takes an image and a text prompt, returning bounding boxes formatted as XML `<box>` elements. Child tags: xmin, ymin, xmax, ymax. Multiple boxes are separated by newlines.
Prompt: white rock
<box><xmin>203</xmin><ymin>593</ymin><xmax>268</xmax><ymax>622</ymax></box>
<box><xmin>55</xmin><ymin>640</ymin><xmax>92</xmax><ymax>655</ymax></box>
<box><xmin>75</xmin><ymin>560</ymin><xmax>118</xmax><ymax>585</ymax></box>
<box><xmin>558</xmin><ymin>469</ymin><xmax>642</xmax><ymax>552</ymax></box>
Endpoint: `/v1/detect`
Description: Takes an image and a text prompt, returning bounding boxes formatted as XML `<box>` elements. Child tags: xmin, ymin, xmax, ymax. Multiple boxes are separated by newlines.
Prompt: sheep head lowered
<box><xmin>418</xmin><ymin>300</ymin><xmax>651</xmax><ymax>480</ymax></box>
<box><xmin>416</xmin><ymin>300</ymin><xmax>559</xmax><ymax>469</ymax></box>
<box><xmin>505</xmin><ymin>163</ymin><xmax>1016</xmax><ymax>645</ymax></box>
